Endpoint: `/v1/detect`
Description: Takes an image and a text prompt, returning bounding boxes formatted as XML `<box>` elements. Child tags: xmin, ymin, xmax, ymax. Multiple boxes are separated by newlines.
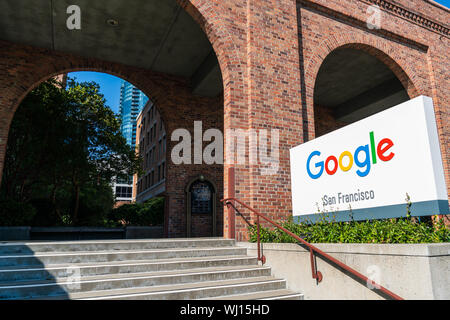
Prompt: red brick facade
<box><xmin>0</xmin><ymin>0</ymin><xmax>448</xmax><ymax>238</ymax></box>
<box><xmin>134</xmin><ymin>102</ymin><xmax>167</xmax><ymax>203</ymax></box>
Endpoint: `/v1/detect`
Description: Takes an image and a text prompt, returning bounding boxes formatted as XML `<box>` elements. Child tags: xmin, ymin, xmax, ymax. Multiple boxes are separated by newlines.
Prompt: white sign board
<box><xmin>290</xmin><ymin>96</ymin><xmax>449</xmax><ymax>222</ymax></box>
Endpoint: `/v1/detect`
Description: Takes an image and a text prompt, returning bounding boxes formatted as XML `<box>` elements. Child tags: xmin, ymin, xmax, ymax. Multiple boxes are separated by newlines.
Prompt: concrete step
<box><xmin>0</xmin><ymin>255</ymin><xmax>258</xmax><ymax>282</ymax></box>
<box><xmin>0</xmin><ymin>238</ymin><xmax>235</xmax><ymax>255</ymax></box>
<box><xmin>0</xmin><ymin>246</ymin><xmax>246</xmax><ymax>267</ymax></box>
<box><xmin>0</xmin><ymin>266</ymin><xmax>272</xmax><ymax>299</ymax></box>
<box><xmin>202</xmin><ymin>289</ymin><xmax>304</xmax><ymax>300</ymax></box>
<box><xmin>0</xmin><ymin>238</ymin><xmax>303</xmax><ymax>300</ymax></box>
<box><xmin>34</xmin><ymin>276</ymin><xmax>287</xmax><ymax>300</ymax></box>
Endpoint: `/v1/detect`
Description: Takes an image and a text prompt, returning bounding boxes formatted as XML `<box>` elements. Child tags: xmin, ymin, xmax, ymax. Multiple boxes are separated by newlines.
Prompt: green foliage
<box><xmin>76</xmin><ymin>183</ymin><xmax>115</xmax><ymax>226</ymax></box>
<box><xmin>29</xmin><ymin>198</ymin><xmax>62</xmax><ymax>226</ymax></box>
<box><xmin>108</xmin><ymin>197</ymin><xmax>165</xmax><ymax>227</ymax></box>
<box><xmin>0</xmin><ymin>199</ymin><xmax>36</xmax><ymax>226</ymax></box>
<box><xmin>248</xmin><ymin>214</ymin><xmax>450</xmax><ymax>244</ymax></box>
<box><xmin>0</xmin><ymin>77</ymin><xmax>142</xmax><ymax>226</ymax></box>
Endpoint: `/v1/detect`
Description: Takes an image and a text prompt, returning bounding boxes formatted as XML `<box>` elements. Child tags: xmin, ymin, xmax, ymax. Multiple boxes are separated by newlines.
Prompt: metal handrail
<box><xmin>221</xmin><ymin>197</ymin><xmax>404</xmax><ymax>300</ymax></box>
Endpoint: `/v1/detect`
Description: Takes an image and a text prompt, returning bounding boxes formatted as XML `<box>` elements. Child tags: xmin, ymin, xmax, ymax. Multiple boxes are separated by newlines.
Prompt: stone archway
<box><xmin>303</xmin><ymin>36</ymin><xmax>423</xmax><ymax>141</ymax></box>
<box><xmin>0</xmin><ymin>0</ymin><xmax>243</xmax><ymax>237</ymax></box>
<box><xmin>312</xmin><ymin>45</ymin><xmax>415</xmax><ymax>137</ymax></box>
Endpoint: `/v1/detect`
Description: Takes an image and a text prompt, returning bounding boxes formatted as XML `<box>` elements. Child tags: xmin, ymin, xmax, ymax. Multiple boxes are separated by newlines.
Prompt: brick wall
<box><xmin>0</xmin><ymin>0</ymin><xmax>448</xmax><ymax>238</ymax></box>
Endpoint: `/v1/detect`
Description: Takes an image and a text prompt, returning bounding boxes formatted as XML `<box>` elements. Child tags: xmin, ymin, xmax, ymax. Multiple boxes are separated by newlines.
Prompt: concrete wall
<box><xmin>0</xmin><ymin>226</ymin><xmax>165</xmax><ymax>241</ymax></box>
<box><xmin>237</xmin><ymin>242</ymin><xmax>450</xmax><ymax>300</ymax></box>
<box><xmin>125</xmin><ymin>226</ymin><xmax>164</xmax><ymax>239</ymax></box>
<box><xmin>0</xmin><ymin>227</ymin><xmax>30</xmax><ymax>241</ymax></box>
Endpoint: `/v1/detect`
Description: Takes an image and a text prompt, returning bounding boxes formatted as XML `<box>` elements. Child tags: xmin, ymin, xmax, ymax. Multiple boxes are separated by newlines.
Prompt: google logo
<box><xmin>306</xmin><ymin>131</ymin><xmax>394</xmax><ymax>179</ymax></box>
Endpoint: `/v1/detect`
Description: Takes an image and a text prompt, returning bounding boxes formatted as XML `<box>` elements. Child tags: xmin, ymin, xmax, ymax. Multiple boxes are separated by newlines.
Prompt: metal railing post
<box><xmin>227</xmin><ymin>167</ymin><xmax>235</xmax><ymax>240</ymax></box>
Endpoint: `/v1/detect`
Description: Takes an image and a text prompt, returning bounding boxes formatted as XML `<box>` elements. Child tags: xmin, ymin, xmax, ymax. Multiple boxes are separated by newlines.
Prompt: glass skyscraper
<box><xmin>114</xmin><ymin>81</ymin><xmax>149</xmax><ymax>203</ymax></box>
<box><xmin>119</xmin><ymin>81</ymin><xmax>149</xmax><ymax>148</ymax></box>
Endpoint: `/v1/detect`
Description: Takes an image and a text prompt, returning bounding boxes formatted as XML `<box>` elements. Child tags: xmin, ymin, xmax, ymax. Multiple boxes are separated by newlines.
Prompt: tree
<box><xmin>0</xmin><ymin>77</ymin><xmax>142</xmax><ymax>226</ymax></box>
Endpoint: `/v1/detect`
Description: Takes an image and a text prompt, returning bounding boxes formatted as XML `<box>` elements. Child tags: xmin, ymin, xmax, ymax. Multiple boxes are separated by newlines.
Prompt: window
<box><xmin>190</xmin><ymin>181</ymin><xmax>213</xmax><ymax>214</ymax></box>
<box><xmin>151</xmin><ymin>171</ymin><xmax>155</xmax><ymax>186</ymax></box>
<box><xmin>162</xmin><ymin>162</ymin><xmax>165</xmax><ymax>179</ymax></box>
<box><xmin>152</xmin><ymin>147</ymin><xmax>155</xmax><ymax>164</ymax></box>
<box><xmin>163</xmin><ymin>136</ymin><xmax>166</xmax><ymax>153</ymax></box>
<box><xmin>115</xmin><ymin>186</ymin><xmax>132</xmax><ymax>198</ymax></box>
<box><xmin>158</xmin><ymin>165</ymin><xmax>161</xmax><ymax>182</ymax></box>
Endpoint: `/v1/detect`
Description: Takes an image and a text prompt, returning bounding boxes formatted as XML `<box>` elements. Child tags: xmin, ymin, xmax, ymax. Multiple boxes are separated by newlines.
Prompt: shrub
<box><xmin>76</xmin><ymin>184</ymin><xmax>115</xmax><ymax>226</ymax></box>
<box><xmin>108</xmin><ymin>197</ymin><xmax>164</xmax><ymax>226</ymax></box>
<box><xmin>0</xmin><ymin>199</ymin><xmax>36</xmax><ymax>226</ymax></box>
<box><xmin>248</xmin><ymin>214</ymin><xmax>450</xmax><ymax>244</ymax></box>
<box><xmin>29</xmin><ymin>198</ymin><xmax>61</xmax><ymax>226</ymax></box>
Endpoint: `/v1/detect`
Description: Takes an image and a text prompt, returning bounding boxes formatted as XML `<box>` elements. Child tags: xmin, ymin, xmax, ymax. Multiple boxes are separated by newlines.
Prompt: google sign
<box><xmin>306</xmin><ymin>131</ymin><xmax>394</xmax><ymax>179</ymax></box>
<box><xmin>290</xmin><ymin>96</ymin><xmax>449</xmax><ymax>222</ymax></box>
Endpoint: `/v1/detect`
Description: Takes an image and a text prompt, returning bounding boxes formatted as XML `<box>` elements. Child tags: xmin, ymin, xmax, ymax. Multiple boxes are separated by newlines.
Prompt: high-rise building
<box><xmin>113</xmin><ymin>81</ymin><xmax>149</xmax><ymax>204</ymax></box>
<box><xmin>119</xmin><ymin>81</ymin><xmax>149</xmax><ymax>148</ymax></box>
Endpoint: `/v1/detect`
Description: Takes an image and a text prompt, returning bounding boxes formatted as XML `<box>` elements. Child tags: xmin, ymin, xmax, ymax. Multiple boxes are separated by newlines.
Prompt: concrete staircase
<box><xmin>0</xmin><ymin>238</ymin><xmax>303</xmax><ymax>300</ymax></box>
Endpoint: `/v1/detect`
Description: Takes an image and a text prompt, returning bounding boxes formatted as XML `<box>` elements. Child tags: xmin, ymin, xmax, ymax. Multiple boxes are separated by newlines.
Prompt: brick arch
<box><xmin>1</xmin><ymin>39</ymin><xmax>203</xmax><ymax>116</ymax></box>
<box><xmin>179</xmin><ymin>0</ymin><xmax>248</xmax><ymax>167</ymax></box>
<box><xmin>11</xmin><ymin>67</ymin><xmax>162</xmax><ymax>116</ymax></box>
<box><xmin>0</xmin><ymin>0</ymin><xmax>248</xmax><ymax>186</ymax></box>
<box><xmin>1</xmin><ymin>0</ymin><xmax>246</xmax><ymax>136</ymax></box>
<box><xmin>303</xmin><ymin>33</ymin><xmax>424</xmax><ymax>138</ymax></box>
<box><xmin>0</xmin><ymin>40</ymin><xmax>194</xmax><ymax>182</ymax></box>
<box><xmin>178</xmin><ymin>0</ymin><xmax>248</xmax><ymax>238</ymax></box>
<box><xmin>178</xmin><ymin>0</ymin><xmax>246</xmax><ymax>99</ymax></box>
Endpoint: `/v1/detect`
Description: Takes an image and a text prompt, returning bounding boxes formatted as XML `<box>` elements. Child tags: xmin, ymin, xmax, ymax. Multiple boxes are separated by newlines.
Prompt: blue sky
<box><xmin>434</xmin><ymin>0</ymin><xmax>450</xmax><ymax>8</ymax></box>
<box><xmin>67</xmin><ymin>72</ymin><xmax>124</xmax><ymax>114</ymax></box>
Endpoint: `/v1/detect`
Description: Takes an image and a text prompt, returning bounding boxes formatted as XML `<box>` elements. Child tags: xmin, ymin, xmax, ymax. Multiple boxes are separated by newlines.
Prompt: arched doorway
<box><xmin>313</xmin><ymin>46</ymin><xmax>413</xmax><ymax>137</ymax></box>
<box><xmin>185</xmin><ymin>176</ymin><xmax>217</xmax><ymax>237</ymax></box>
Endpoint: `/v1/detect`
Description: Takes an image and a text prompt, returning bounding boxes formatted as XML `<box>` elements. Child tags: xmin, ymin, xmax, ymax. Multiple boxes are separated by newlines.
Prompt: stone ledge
<box><xmin>238</xmin><ymin>242</ymin><xmax>450</xmax><ymax>299</ymax></box>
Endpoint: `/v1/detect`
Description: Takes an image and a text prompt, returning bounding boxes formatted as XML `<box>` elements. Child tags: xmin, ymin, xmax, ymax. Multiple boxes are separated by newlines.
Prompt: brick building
<box><xmin>134</xmin><ymin>101</ymin><xmax>167</xmax><ymax>204</ymax></box>
<box><xmin>0</xmin><ymin>0</ymin><xmax>448</xmax><ymax>239</ymax></box>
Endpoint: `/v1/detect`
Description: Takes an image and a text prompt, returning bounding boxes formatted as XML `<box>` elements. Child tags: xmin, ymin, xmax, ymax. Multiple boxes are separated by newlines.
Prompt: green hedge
<box><xmin>108</xmin><ymin>197</ymin><xmax>164</xmax><ymax>227</ymax></box>
<box><xmin>0</xmin><ymin>199</ymin><xmax>36</xmax><ymax>226</ymax></box>
<box><xmin>248</xmin><ymin>214</ymin><xmax>450</xmax><ymax>244</ymax></box>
